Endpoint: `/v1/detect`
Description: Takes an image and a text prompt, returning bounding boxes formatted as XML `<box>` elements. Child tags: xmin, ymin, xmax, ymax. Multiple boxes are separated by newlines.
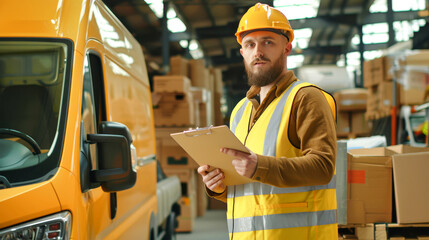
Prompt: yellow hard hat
<box><xmin>235</xmin><ymin>3</ymin><xmax>294</xmax><ymax>45</ymax></box>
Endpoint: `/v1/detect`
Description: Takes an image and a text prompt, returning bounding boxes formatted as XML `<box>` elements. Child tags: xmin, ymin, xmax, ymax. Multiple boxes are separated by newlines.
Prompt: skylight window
<box><xmin>274</xmin><ymin>0</ymin><xmax>320</xmax><ymax>20</ymax></box>
<box><xmin>370</xmin><ymin>0</ymin><xmax>427</xmax><ymax>13</ymax></box>
<box><xmin>145</xmin><ymin>0</ymin><xmax>187</xmax><ymax>33</ymax></box>
<box><xmin>292</xmin><ymin>28</ymin><xmax>313</xmax><ymax>49</ymax></box>
<box><xmin>362</xmin><ymin>23</ymin><xmax>389</xmax><ymax>44</ymax></box>
<box><xmin>288</xmin><ymin>54</ymin><xmax>305</xmax><ymax>69</ymax></box>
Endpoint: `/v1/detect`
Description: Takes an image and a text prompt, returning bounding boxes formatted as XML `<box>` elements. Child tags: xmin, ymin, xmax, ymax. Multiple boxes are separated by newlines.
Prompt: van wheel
<box><xmin>163</xmin><ymin>212</ymin><xmax>176</xmax><ymax>240</ymax></box>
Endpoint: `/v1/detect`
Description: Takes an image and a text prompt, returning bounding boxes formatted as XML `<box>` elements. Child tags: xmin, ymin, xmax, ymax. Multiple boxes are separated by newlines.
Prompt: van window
<box><xmin>82</xmin><ymin>55</ymin><xmax>98</xmax><ymax>169</ymax></box>
<box><xmin>0</xmin><ymin>39</ymin><xmax>72</xmax><ymax>188</ymax></box>
<box><xmin>81</xmin><ymin>53</ymin><xmax>106</xmax><ymax>171</ymax></box>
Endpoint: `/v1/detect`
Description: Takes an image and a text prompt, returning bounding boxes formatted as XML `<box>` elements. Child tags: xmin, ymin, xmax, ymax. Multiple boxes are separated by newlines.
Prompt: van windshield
<box><xmin>0</xmin><ymin>39</ymin><xmax>72</xmax><ymax>188</ymax></box>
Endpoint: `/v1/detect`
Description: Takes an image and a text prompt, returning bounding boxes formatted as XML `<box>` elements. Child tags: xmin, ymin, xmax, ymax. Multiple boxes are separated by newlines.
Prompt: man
<box><xmin>197</xmin><ymin>3</ymin><xmax>338</xmax><ymax>239</ymax></box>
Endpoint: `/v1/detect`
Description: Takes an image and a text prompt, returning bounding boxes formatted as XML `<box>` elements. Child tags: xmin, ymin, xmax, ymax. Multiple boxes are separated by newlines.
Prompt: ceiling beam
<box><xmin>166</xmin><ymin>10</ymin><xmax>424</xmax><ymax>43</ymax></box>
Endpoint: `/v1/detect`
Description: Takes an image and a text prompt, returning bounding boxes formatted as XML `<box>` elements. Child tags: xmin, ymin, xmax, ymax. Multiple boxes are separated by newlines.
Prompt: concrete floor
<box><xmin>176</xmin><ymin>210</ymin><xmax>229</xmax><ymax>240</ymax></box>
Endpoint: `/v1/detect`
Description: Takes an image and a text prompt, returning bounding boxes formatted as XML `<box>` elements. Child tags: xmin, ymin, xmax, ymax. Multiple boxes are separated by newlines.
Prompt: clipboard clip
<box><xmin>183</xmin><ymin>125</ymin><xmax>214</xmax><ymax>137</ymax></box>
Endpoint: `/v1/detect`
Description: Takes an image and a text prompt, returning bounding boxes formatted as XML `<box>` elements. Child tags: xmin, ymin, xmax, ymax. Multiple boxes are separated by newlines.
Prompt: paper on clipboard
<box><xmin>170</xmin><ymin>125</ymin><xmax>254</xmax><ymax>186</ymax></box>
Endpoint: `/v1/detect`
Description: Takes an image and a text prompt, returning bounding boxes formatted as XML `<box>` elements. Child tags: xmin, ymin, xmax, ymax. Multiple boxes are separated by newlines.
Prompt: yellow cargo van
<box><xmin>0</xmin><ymin>0</ymin><xmax>181</xmax><ymax>239</ymax></box>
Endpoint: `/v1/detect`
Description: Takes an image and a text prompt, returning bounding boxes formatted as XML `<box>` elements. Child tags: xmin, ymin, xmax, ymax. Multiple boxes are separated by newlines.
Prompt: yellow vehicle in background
<box><xmin>0</xmin><ymin>0</ymin><xmax>181</xmax><ymax>239</ymax></box>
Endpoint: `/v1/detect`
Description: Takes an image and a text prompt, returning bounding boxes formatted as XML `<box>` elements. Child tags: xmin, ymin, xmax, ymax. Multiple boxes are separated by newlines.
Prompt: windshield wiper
<box><xmin>0</xmin><ymin>175</ymin><xmax>11</xmax><ymax>189</ymax></box>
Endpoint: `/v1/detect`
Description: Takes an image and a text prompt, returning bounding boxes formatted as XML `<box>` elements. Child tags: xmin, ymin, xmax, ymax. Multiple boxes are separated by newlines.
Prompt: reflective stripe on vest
<box><xmin>227</xmin><ymin>209</ymin><xmax>337</xmax><ymax>233</ymax></box>
<box><xmin>227</xmin><ymin>175</ymin><xmax>336</xmax><ymax>198</ymax></box>
<box><xmin>231</xmin><ymin>98</ymin><xmax>249</xmax><ymax>134</ymax></box>
<box><xmin>263</xmin><ymin>81</ymin><xmax>301</xmax><ymax>157</ymax></box>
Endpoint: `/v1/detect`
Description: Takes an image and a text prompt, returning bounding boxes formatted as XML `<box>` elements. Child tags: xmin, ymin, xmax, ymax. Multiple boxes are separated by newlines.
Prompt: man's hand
<box><xmin>197</xmin><ymin>165</ymin><xmax>226</xmax><ymax>194</ymax></box>
<box><xmin>221</xmin><ymin>147</ymin><xmax>257</xmax><ymax>178</ymax></box>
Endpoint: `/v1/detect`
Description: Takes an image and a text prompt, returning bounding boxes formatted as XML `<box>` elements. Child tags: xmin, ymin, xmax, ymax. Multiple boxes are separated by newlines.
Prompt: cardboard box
<box><xmin>337</xmin><ymin>112</ymin><xmax>350</xmax><ymax>134</ymax></box>
<box><xmin>371</xmin><ymin>57</ymin><xmax>386</xmax><ymax>86</ymax></box>
<box><xmin>155</xmin><ymin>127</ymin><xmax>199</xmax><ymax>169</ymax></box>
<box><xmin>169</xmin><ymin>55</ymin><xmax>188</xmax><ymax>76</ymax></box>
<box><xmin>196</xmin><ymin>175</ymin><xmax>208</xmax><ymax>217</ymax></box>
<box><xmin>351</xmin><ymin>111</ymin><xmax>371</xmax><ymax>135</ymax></box>
<box><xmin>400</xmin><ymin>87</ymin><xmax>426</xmax><ymax>105</ymax></box>
<box><xmin>190</xmin><ymin>87</ymin><xmax>212</xmax><ymax>127</ymax></box>
<box><xmin>163</xmin><ymin>168</ymin><xmax>198</xmax><ymax>232</ymax></box>
<box><xmin>346</xmin><ymin>148</ymin><xmax>393</xmax><ymax>224</ymax></box>
<box><xmin>392</xmin><ymin>152</ymin><xmax>429</xmax><ymax>224</ymax></box>
<box><xmin>153</xmin><ymin>75</ymin><xmax>191</xmax><ymax>93</ymax></box>
<box><xmin>153</xmin><ymin>92</ymin><xmax>195</xmax><ymax>127</ymax></box>
<box><xmin>334</xmin><ymin>88</ymin><xmax>368</xmax><ymax>112</ymax></box>
<box><xmin>214</xmin><ymin>92</ymin><xmax>224</xmax><ymax>125</ymax></box>
<box><xmin>346</xmin><ymin>145</ymin><xmax>429</xmax><ymax>224</ymax></box>
<box><xmin>163</xmin><ymin>168</ymin><xmax>197</xmax><ymax>197</ymax></box>
<box><xmin>387</xmin><ymin>144</ymin><xmax>429</xmax><ymax>154</ymax></box>
<box><xmin>363</xmin><ymin>56</ymin><xmax>395</xmax><ymax>88</ymax></box>
<box><xmin>399</xmin><ymin>70</ymin><xmax>428</xmax><ymax>90</ymax></box>
<box><xmin>210</xmin><ymin>67</ymin><xmax>224</xmax><ymax>94</ymax></box>
<box><xmin>403</xmin><ymin>50</ymin><xmax>429</xmax><ymax>66</ymax></box>
<box><xmin>363</xmin><ymin>60</ymin><xmax>373</xmax><ymax>88</ymax></box>
<box><xmin>188</xmin><ymin>59</ymin><xmax>209</xmax><ymax>89</ymax></box>
<box><xmin>176</xmin><ymin>194</ymin><xmax>197</xmax><ymax>232</ymax></box>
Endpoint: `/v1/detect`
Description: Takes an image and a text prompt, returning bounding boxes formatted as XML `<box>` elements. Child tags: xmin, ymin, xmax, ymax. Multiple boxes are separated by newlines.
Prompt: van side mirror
<box><xmin>87</xmin><ymin>121</ymin><xmax>136</xmax><ymax>192</ymax></box>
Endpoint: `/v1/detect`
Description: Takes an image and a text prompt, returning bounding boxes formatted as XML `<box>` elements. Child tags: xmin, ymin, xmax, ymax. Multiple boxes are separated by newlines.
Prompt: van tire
<box><xmin>163</xmin><ymin>212</ymin><xmax>176</xmax><ymax>240</ymax></box>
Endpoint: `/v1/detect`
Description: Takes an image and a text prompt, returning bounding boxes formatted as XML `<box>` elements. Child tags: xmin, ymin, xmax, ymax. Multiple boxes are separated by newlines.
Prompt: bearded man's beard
<box><xmin>245</xmin><ymin>52</ymin><xmax>285</xmax><ymax>87</ymax></box>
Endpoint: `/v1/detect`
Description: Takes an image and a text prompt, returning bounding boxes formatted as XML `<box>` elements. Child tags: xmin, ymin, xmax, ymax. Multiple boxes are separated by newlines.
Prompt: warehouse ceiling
<box><xmin>103</xmin><ymin>0</ymin><xmax>428</xmax><ymax>76</ymax></box>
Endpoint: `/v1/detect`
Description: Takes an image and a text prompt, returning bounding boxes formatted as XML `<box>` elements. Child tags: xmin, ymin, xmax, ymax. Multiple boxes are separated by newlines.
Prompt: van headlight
<box><xmin>0</xmin><ymin>211</ymin><xmax>71</xmax><ymax>240</ymax></box>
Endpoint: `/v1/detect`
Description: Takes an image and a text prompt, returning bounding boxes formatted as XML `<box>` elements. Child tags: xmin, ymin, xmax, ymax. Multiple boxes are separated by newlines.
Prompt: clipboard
<box><xmin>170</xmin><ymin>125</ymin><xmax>254</xmax><ymax>186</ymax></box>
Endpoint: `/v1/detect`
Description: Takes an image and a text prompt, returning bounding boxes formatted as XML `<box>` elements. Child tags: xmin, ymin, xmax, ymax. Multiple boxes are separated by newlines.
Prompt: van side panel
<box><xmin>100</xmin><ymin>56</ymin><xmax>157</xmax><ymax>239</ymax></box>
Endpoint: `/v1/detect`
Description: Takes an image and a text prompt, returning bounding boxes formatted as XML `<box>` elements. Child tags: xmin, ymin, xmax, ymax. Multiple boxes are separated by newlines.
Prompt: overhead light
<box><xmin>148</xmin><ymin>61</ymin><xmax>160</xmax><ymax>71</ymax></box>
<box><xmin>190</xmin><ymin>48</ymin><xmax>203</xmax><ymax>59</ymax></box>
<box><xmin>179</xmin><ymin>40</ymin><xmax>189</xmax><ymax>48</ymax></box>
<box><xmin>167</xmin><ymin>8</ymin><xmax>177</xmax><ymax>19</ymax></box>
<box><xmin>146</xmin><ymin>1</ymin><xmax>164</xmax><ymax>18</ymax></box>
<box><xmin>167</xmin><ymin>18</ymin><xmax>187</xmax><ymax>33</ymax></box>
<box><xmin>189</xmin><ymin>40</ymin><xmax>199</xmax><ymax>51</ymax></box>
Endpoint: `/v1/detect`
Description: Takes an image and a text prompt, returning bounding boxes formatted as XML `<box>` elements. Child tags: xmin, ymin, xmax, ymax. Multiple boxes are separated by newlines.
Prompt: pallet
<box><xmin>338</xmin><ymin>223</ymin><xmax>429</xmax><ymax>240</ymax></box>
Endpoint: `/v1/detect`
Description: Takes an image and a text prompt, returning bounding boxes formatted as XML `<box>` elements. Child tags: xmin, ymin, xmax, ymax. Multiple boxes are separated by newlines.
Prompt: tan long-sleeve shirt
<box><xmin>209</xmin><ymin>70</ymin><xmax>337</xmax><ymax>202</ymax></box>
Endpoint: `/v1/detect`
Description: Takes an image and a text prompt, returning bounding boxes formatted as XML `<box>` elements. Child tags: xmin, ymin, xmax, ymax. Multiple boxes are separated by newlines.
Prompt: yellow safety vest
<box><xmin>228</xmin><ymin>81</ymin><xmax>338</xmax><ymax>240</ymax></box>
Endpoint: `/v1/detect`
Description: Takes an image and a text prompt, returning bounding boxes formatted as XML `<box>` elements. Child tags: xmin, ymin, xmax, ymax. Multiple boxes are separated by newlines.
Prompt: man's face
<box><xmin>240</xmin><ymin>31</ymin><xmax>291</xmax><ymax>87</ymax></box>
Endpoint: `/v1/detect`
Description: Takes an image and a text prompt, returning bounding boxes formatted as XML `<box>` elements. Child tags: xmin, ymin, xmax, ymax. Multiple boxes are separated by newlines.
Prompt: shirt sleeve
<box><xmin>250</xmin><ymin>86</ymin><xmax>337</xmax><ymax>187</ymax></box>
<box><xmin>205</xmin><ymin>186</ymin><xmax>227</xmax><ymax>202</ymax></box>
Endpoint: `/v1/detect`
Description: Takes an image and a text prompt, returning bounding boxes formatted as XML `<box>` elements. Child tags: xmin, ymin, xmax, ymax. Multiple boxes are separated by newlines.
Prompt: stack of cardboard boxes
<box><xmin>363</xmin><ymin>56</ymin><xmax>399</xmax><ymax>120</ymax></box>
<box><xmin>344</xmin><ymin>145</ymin><xmax>429</xmax><ymax>226</ymax></box>
<box><xmin>363</xmin><ymin>51</ymin><xmax>429</xmax><ymax>120</ymax></box>
<box><xmin>334</xmin><ymin>88</ymin><xmax>372</xmax><ymax>139</ymax></box>
<box><xmin>153</xmin><ymin>55</ymin><xmax>226</xmax><ymax>232</ymax></box>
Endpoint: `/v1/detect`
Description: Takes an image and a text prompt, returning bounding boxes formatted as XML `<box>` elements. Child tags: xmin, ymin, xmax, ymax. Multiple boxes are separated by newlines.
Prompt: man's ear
<box><xmin>284</xmin><ymin>42</ymin><xmax>292</xmax><ymax>56</ymax></box>
<box><xmin>240</xmin><ymin>48</ymin><xmax>244</xmax><ymax>56</ymax></box>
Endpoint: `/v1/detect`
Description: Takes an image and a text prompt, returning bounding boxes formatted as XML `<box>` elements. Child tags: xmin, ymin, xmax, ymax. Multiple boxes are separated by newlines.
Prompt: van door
<box><xmin>80</xmin><ymin>44</ymin><xmax>156</xmax><ymax>239</ymax></box>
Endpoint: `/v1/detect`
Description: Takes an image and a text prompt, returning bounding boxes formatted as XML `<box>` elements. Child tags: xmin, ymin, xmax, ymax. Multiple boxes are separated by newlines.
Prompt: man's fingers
<box><xmin>197</xmin><ymin>165</ymin><xmax>210</xmax><ymax>176</ymax></box>
<box><xmin>220</xmin><ymin>147</ymin><xmax>250</xmax><ymax>159</ymax></box>
<box><xmin>206</xmin><ymin>171</ymin><xmax>224</xmax><ymax>186</ymax></box>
